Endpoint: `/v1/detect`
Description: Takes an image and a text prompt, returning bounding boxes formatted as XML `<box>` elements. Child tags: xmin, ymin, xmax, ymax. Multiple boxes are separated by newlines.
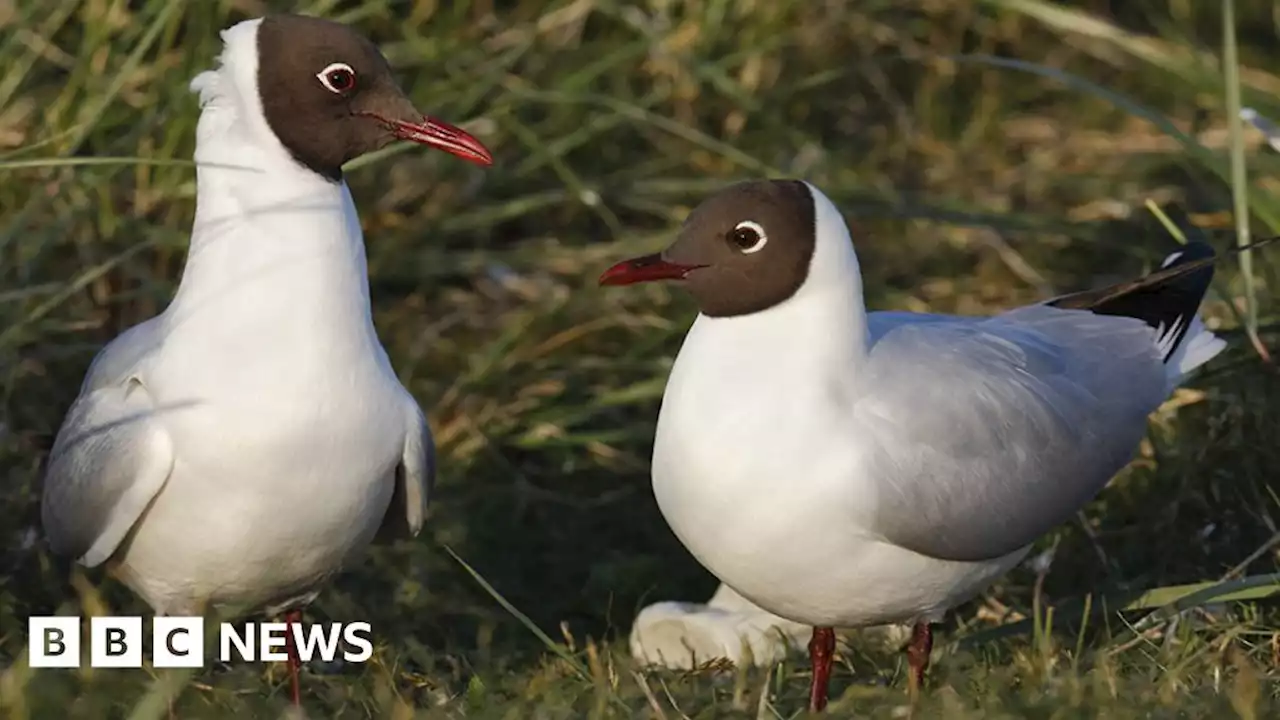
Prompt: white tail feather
<box><xmin>1163</xmin><ymin>315</ymin><xmax>1226</xmax><ymax>392</ymax></box>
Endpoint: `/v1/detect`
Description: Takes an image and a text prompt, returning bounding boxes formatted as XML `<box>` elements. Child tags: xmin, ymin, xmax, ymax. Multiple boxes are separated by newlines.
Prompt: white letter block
<box><xmin>28</xmin><ymin>617</ymin><xmax>81</xmax><ymax>668</ymax></box>
<box><xmin>91</xmin><ymin>616</ymin><xmax>143</xmax><ymax>668</ymax></box>
<box><xmin>153</xmin><ymin>617</ymin><xmax>205</xmax><ymax>668</ymax></box>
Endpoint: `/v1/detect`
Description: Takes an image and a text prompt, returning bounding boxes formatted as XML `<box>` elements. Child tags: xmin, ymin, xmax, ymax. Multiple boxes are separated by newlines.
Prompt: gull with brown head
<box><xmin>40</xmin><ymin>14</ymin><xmax>492</xmax><ymax>709</ymax></box>
<box><xmin>600</xmin><ymin>178</ymin><xmax>1266</xmax><ymax>712</ymax></box>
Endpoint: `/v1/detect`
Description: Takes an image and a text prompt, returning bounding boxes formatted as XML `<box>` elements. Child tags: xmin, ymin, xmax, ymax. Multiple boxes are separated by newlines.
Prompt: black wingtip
<box><xmin>1047</xmin><ymin>242</ymin><xmax>1217</xmax><ymax>362</ymax></box>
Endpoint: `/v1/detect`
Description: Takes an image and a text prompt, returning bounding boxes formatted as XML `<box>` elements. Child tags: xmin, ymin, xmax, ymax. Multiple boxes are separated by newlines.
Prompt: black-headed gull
<box><xmin>599</xmin><ymin>179</ymin><xmax>1263</xmax><ymax>711</ymax></box>
<box><xmin>40</xmin><ymin>14</ymin><xmax>491</xmax><ymax>707</ymax></box>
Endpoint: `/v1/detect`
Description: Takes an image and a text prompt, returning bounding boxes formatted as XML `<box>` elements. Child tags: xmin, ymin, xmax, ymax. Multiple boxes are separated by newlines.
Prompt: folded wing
<box><xmin>42</xmin><ymin>379</ymin><xmax>175</xmax><ymax>567</ymax></box>
<box><xmin>42</xmin><ymin>321</ymin><xmax>175</xmax><ymax>567</ymax></box>
<box><xmin>852</xmin><ymin>306</ymin><xmax>1168</xmax><ymax>562</ymax></box>
<box><xmin>376</xmin><ymin>394</ymin><xmax>435</xmax><ymax>542</ymax></box>
<box><xmin>852</xmin><ymin>241</ymin><xmax>1232</xmax><ymax>561</ymax></box>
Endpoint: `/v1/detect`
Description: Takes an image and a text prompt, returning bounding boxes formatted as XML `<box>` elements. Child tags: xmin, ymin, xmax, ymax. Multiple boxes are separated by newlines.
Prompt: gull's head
<box><xmin>598</xmin><ymin>180</ymin><xmax>859</xmax><ymax>317</ymax></box>
<box><xmin>189</xmin><ymin>14</ymin><xmax>492</xmax><ymax>181</ymax></box>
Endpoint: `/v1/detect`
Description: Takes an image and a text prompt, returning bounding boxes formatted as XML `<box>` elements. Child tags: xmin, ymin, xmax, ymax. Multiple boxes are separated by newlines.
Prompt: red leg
<box><xmin>905</xmin><ymin>622</ymin><xmax>933</xmax><ymax>698</ymax></box>
<box><xmin>284</xmin><ymin>609</ymin><xmax>302</xmax><ymax>706</ymax></box>
<box><xmin>808</xmin><ymin>626</ymin><xmax>836</xmax><ymax>713</ymax></box>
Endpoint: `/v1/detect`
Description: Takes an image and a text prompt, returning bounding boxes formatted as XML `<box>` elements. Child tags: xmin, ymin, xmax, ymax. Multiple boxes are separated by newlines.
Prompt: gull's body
<box><xmin>655</xmin><ymin>306</ymin><xmax>1146</xmax><ymax>629</ymax></box>
<box><xmin>600</xmin><ymin>179</ymin><xmax>1238</xmax><ymax>709</ymax></box>
<box><xmin>41</xmin><ymin>14</ymin><xmax>493</xmax><ymax>705</ymax></box>
<box><xmin>66</xmin><ymin>152</ymin><xmax>422</xmax><ymax>616</ymax></box>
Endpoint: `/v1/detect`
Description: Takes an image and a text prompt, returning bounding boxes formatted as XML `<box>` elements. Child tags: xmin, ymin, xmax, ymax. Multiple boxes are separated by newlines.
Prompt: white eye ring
<box><xmin>316</xmin><ymin>62</ymin><xmax>357</xmax><ymax>94</ymax></box>
<box><xmin>730</xmin><ymin>220</ymin><xmax>768</xmax><ymax>254</ymax></box>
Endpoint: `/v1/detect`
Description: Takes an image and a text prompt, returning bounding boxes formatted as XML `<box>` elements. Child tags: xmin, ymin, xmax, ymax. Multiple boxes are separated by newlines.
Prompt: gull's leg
<box><xmin>283</xmin><ymin>609</ymin><xmax>303</xmax><ymax>706</ymax></box>
<box><xmin>808</xmin><ymin>626</ymin><xmax>836</xmax><ymax>712</ymax></box>
<box><xmin>905</xmin><ymin>622</ymin><xmax>933</xmax><ymax>699</ymax></box>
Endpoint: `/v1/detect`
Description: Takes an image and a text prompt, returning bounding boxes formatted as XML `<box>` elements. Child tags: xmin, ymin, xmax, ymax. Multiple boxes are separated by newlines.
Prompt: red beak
<box><xmin>598</xmin><ymin>254</ymin><xmax>706</xmax><ymax>286</ymax></box>
<box><xmin>371</xmin><ymin>113</ymin><xmax>494</xmax><ymax>166</ymax></box>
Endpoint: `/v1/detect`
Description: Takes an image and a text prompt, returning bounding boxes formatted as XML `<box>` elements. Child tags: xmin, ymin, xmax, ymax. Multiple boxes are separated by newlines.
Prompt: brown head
<box><xmin>252</xmin><ymin>14</ymin><xmax>492</xmax><ymax>181</ymax></box>
<box><xmin>599</xmin><ymin>180</ymin><xmax>822</xmax><ymax>317</ymax></box>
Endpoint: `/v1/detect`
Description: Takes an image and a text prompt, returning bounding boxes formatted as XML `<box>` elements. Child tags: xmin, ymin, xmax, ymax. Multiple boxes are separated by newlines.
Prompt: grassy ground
<box><xmin>1</xmin><ymin>0</ymin><xmax>1279</xmax><ymax>717</ymax></box>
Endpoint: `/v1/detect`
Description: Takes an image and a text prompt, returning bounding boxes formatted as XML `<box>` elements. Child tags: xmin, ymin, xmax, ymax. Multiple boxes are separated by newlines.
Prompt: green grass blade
<box><xmin>955</xmin><ymin>573</ymin><xmax>1280</xmax><ymax>650</ymax></box>
<box><xmin>1223</xmin><ymin>0</ymin><xmax>1259</xmax><ymax>341</ymax></box>
<box><xmin>442</xmin><ymin>543</ymin><xmax>591</xmax><ymax>681</ymax></box>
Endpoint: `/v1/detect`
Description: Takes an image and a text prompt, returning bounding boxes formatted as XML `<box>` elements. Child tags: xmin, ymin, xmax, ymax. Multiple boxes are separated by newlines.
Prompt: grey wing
<box><xmin>865</xmin><ymin>311</ymin><xmax>955</xmax><ymax>344</ymax></box>
<box><xmin>377</xmin><ymin>394</ymin><xmax>435</xmax><ymax>541</ymax></box>
<box><xmin>80</xmin><ymin>316</ymin><xmax>165</xmax><ymax>393</ymax></box>
<box><xmin>42</xmin><ymin>377</ymin><xmax>175</xmax><ymax>567</ymax></box>
<box><xmin>852</xmin><ymin>304</ymin><xmax>1169</xmax><ymax>562</ymax></box>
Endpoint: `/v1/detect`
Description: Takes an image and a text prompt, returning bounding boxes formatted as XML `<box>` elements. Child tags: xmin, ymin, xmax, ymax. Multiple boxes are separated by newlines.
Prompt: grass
<box><xmin>1</xmin><ymin>0</ymin><xmax>1279</xmax><ymax>717</ymax></box>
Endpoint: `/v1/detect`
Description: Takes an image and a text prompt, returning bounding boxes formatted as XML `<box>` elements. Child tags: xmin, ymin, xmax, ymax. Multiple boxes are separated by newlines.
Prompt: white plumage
<box><xmin>41</xmin><ymin>18</ymin><xmax>433</xmax><ymax>618</ymax></box>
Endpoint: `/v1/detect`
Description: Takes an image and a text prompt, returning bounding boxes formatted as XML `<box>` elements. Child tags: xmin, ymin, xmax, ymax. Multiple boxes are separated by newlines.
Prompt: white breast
<box><xmin>113</xmin><ymin>174</ymin><xmax>408</xmax><ymax>613</ymax></box>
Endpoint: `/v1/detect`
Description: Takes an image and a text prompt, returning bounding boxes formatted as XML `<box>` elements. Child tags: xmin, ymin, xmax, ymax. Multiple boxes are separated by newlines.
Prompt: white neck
<box><xmin>169</xmin><ymin>158</ymin><xmax>370</xmax><ymax>321</ymax></box>
<box><xmin>685</xmin><ymin>274</ymin><xmax>868</xmax><ymax>392</ymax></box>
<box><xmin>165</xmin><ymin>31</ymin><xmax>375</xmax><ymax>346</ymax></box>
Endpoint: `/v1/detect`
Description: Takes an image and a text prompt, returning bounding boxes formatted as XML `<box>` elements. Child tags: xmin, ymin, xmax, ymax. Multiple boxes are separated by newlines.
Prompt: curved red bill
<box><xmin>370</xmin><ymin>113</ymin><xmax>494</xmax><ymax>166</ymax></box>
<box><xmin>598</xmin><ymin>253</ymin><xmax>706</xmax><ymax>286</ymax></box>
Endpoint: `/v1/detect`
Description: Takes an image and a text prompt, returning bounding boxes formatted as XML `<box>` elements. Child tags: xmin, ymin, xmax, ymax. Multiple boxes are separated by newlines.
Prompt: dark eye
<box><xmin>316</xmin><ymin>62</ymin><xmax>357</xmax><ymax>94</ymax></box>
<box><xmin>727</xmin><ymin>220</ymin><xmax>768</xmax><ymax>254</ymax></box>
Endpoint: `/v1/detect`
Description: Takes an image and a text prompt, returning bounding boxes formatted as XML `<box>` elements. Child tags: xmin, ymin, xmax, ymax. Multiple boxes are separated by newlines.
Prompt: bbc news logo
<box><xmin>28</xmin><ymin>616</ymin><xmax>373</xmax><ymax>668</ymax></box>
